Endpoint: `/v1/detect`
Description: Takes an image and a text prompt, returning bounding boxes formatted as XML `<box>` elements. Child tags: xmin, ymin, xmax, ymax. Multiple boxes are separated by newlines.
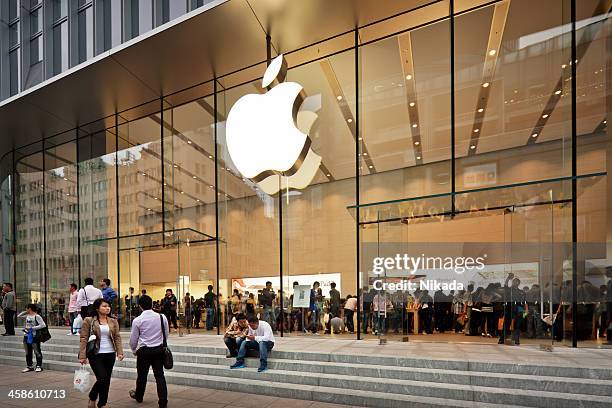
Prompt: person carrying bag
<box><xmin>128</xmin><ymin>295</ymin><xmax>170</xmax><ymax>408</ymax></box>
<box><xmin>79</xmin><ymin>298</ymin><xmax>124</xmax><ymax>408</ymax></box>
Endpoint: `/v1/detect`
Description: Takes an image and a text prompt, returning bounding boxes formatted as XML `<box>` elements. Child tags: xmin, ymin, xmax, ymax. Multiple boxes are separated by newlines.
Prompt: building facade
<box><xmin>0</xmin><ymin>0</ymin><xmax>610</xmax><ymax>348</ymax></box>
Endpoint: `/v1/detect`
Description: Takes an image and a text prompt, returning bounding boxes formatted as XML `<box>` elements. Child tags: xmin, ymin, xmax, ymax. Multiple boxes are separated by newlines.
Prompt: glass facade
<box><xmin>1</xmin><ymin>0</ymin><xmax>610</xmax><ymax>349</ymax></box>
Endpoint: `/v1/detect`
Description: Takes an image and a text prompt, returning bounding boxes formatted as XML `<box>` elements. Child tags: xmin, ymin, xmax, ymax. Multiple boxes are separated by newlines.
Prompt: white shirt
<box><xmin>129</xmin><ymin>310</ymin><xmax>169</xmax><ymax>353</ymax></box>
<box><xmin>77</xmin><ymin>285</ymin><xmax>102</xmax><ymax>308</ymax></box>
<box><xmin>344</xmin><ymin>297</ymin><xmax>357</xmax><ymax>311</ymax></box>
<box><xmin>98</xmin><ymin>324</ymin><xmax>114</xmax><ymax>354</ymax></box>
<box><xmin>248</xmin><ymin>320</ymin><xmax>275</xmax><ymax>343</ymax></box>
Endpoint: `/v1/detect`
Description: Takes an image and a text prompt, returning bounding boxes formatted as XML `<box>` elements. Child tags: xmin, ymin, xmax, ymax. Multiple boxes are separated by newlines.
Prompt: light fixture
<box><xmin>409</xmin><ymin>102</ymin><xmax>415</xmax><ymax>107</ymax></box>
<box><xmin>147</xmin><ymin>208</ymin><xmax>151</xmax><ymax>211</ymax></box>
<box><xmin>63</xmin><ymin>177</ymin><xmax>68</xmax><ymax>181</ymax></box>
<box><xmin>488</xmin><ymin>49</ymin><xmax>496</xmax><ymax>56</ymax></box>
<box><xmin>163</xmin><ymin>183</ymin><xmax>167</xmax><ymax>186</ymax></box>
<box><xmin>66</xmin><ymin>193</ymin><xmax>70</xmax><ymax>196</ymax></box>
<box><xmin>414</xmin><ymin>141</ymin><xmax>420</xmax><ymax>146</ymax></box>
<box><xmin>154</xmin><ymin>197</ymin><xmax>158</xmax><ymax>200</ymax></box>
<box><xmin>562</xmin><ymin>64</ymin><xmax>567</xmax><ymax>69</ymax></box>
<box><xmin>478</xmin><ymin>108</ymin><xmax>484</xmax><ymax>113</ymax></box>
<box><xmin>555</xmin><ymin>90</ymin><xmax>562</xmax><ymax>95</ymax></box>
<box><xmin>180</xmin><ymin>191</ymin><xmax>184</xmax><ymax>194</ymax></box>
<box><xmin>192</xmin><ymin>176</ymin><xmax>197</xmax><ymax>179</ymax></box>
<box><xmin>326</xmin><ymin>174</ymin><xmax>331</xmax><ymax>177</ymax></box>
<box><xmin>336</xmin><ymin>95</ymin><xmax>343</xmax><ymax>101</ymax></box>
<box><xmin>405</xmin><ymin>74</ymin><xmax>412</xmax><ymax>80</ymax></box>
<box><xmin>173</xmin><ymin>164</ymin><xmax>178</xmax><ymax>168</ymax></box>
<box><xmin>531</xmin><ymin>133</ymin><xmax>538</xmax><ymax>138</ymax></box>
<box><xmin>470</xmin><ymin>145</ymin><xmax>476</xmax><ymax>150</ymax></box>
<box><xmin>412</xmin><ymin>123</ymin><xmax>418</xmax><ymax>128</ymax></box>
<box><xmin>368</xmin><ymin>165</ymin><xmax>373</xmax><ymax>169</ymax></box>
<box><xmin>542</xmin><ymin>114</ymin><xmax>549</xmax><ymax>119</ymax></box>
<box><xmin>474</xmin><ymin>129</ymin><xmax>480</xmax><ymax>133</ymax></box>
<box><xmin>209</xmin><ymin>185</ymin><xmax>214</xmax><ymax>188</ymax></box>
<box><xmin>187</xmin><ymin>140</ymin><xmax>192</xmax><ymax>144</ymax></box>
<box><xmin>347</xmin><ymin>118</ymin><xmax>353</xmax><ymax>123</ymax></box>
<box><xmin>363</xmin><ymin>152</ymin><xmax>368</xmax><ymax>156</ymax></box>
<box><xmin>358</xmin><ymin>137</ymin><xmax>363</xmax><ymax>141</ymax></box>
<box><xmin>482</xmin><ymin>82</ymin><xmax>490</xmax><ymax>88</ymax></box>
<box><xmin>196</xmin><ymin>199</ymin><xmax>200</xmax><ymax>202</ymax></box>
<box><xmin>604</xmin><ymin>120</ymin><xmax>608</xmax><ymax>124</ymax></box>
<box><xmin>416</xmin><ymin>156</ymin><xmax>421</xmax><ymax>160</ymax></box>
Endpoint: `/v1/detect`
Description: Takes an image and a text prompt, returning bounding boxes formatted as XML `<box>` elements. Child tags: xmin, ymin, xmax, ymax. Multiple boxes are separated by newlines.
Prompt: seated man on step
<box><xmin>223</xmin><ymin>313</ymin><xmax>248</xmax><ymax>358</ymax></box>
<box><xmin>230</xmin><ymin>315</ymin><xmax>275</xmax><ymax>372</ymax></box>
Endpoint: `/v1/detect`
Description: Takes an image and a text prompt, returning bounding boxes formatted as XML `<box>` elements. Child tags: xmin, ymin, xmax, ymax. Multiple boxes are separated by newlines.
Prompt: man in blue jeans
<box><xmin>230</xmin><ymin>316</ymin><xmax>275</xmax><ymax>372</ymax></box>
<box><xmin>203</xmin><ymin>285</ymin><xmax>216</xmax><ymax>331</ymax></box>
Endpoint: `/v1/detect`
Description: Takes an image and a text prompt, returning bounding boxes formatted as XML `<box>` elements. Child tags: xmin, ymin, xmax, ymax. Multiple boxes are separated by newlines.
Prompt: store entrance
<box><xmin>358</xmin><ymin>188</ymin><xmax>572</xmax><ymax>346</ymax></box>
<box><xmin>85</xmin><ymin>228</ymin><xmax>217</xmax><ymax>333</ymax></box>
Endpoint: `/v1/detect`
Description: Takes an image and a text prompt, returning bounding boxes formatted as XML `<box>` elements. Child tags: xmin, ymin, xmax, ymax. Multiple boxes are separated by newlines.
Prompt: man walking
<box><xmin>67</xmin><ymin>283</ymin><xmax>79</xmax><ymax>335</ymax></box>
<box><xmin>129</xmin><ymin>295</ymin><xmax>169</xmax><ymax>408</ymax></box>
<box><xmin>1</xmin><ymin>283</ymin><xmax>16</xmax><ymax>336</ymax></box>
<box><xmin>230</xmin><ymin>316</ymin><xmax>275</xmax><ymax>372</ymax></box>
<box><xmin>204</xmin><ymin>285</ymin><xmax>216</xmax><ymax>331</ymax></box>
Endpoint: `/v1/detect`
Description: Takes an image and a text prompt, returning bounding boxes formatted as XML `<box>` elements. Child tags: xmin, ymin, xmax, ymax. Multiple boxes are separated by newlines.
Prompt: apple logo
<box><xmin>226</xmin><ymin>54</ymin><xmax>322</xmax><ymax>195</ymax></box>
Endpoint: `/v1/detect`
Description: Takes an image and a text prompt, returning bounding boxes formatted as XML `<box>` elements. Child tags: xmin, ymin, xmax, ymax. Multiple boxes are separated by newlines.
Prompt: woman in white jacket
<box><xmin>18</xmin><ymin>303</ymin><xmax>46</xmax><ymax>372</ymax></box>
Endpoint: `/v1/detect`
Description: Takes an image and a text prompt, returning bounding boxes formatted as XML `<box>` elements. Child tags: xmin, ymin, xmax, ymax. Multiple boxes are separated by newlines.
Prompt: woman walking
<box><xmin>19</xmin><ymin>304</ymin><xmax>46</xmax><ymax>372</ymax></box>
<box><xmin>79</xmin><ymin>298</ymin><xmax>124</xmax><ymax>408</ymax></box>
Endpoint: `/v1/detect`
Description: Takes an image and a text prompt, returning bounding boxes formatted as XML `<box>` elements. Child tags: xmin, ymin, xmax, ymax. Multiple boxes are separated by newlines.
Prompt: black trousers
<box><xmin>344</xmin><ymin>309</ymin><xmax>355</xmax><ymax>332</ymax></box>
<box><xmin>23</xmin><ymin>338</ymin><xmax>42</xmax><ymax>367</ymax></box>
<box><xmin>89</xmin><ymin>352</ymin><xmax>116</xmax><ymax>407</ymax></box>
<box><xmin>164</xmin><ymin>311</ymin><xmax>177</xmax><ymax>329</ymax></box>
<box><xmin>4</xmin><ymin>309</ymin><xmax>15</xmax><ymax>335</ymax></box>
<box><xmin>135</xmin><ymin>346</ymin><xmax>168</xmax><ymax>406</ymax></box>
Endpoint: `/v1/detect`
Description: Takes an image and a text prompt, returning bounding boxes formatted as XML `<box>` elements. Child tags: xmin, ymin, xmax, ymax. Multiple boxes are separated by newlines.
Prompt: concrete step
<box><xmin>3</xmin><ymin>335</ymin><xmax>612</xmax><ymax>380</ymax></box>
<box><xmin>1</xmin><ymin>345</ymin><xmax>612</xmax><ymax>408</ymax></box>
<box><xmin>6</xmin><ymin>341</ymin><xmax>612</xmax><ymax>398</ymax></box>
<box><xmin>0</xmin><ymin>354</ymin><xmax>530</xmax><ymax>408</ymax></box>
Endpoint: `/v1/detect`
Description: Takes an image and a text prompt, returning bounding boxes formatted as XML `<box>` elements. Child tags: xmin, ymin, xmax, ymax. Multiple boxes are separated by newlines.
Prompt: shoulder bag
<box><xmin>86</xmin><ymin>317</ymin><xmax>98</xmax><ymax>358</ymax></box>
<box><xmin>35</xmin><ymin>315</ymin><xmax>52</xmax><ymax>343</ymax></box>
<box><xmin>160</xmin><ymin>314</ymin><xmax>173</xmax><ymax>369</ymax></box>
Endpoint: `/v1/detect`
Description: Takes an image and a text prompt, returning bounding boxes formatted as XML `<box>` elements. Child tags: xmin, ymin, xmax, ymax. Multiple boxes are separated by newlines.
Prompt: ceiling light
<box><xmin>414</xmin><ymin>141</ymin><xmax>420</xmax><ymax>146</ymax></box>
<box><xmin>409</xmin><ymin>102</ymin><xmax>415</xmax><ymax>107</ymax></box>
<box><xmin>531</xmin><ymin>133</ymin><xmax>538</xmax><ymax>138</ymax></box>
<box><xmin>187</xmin><ymin>140</ymin><xmax>192</xmax><ymax>144</ymax></box>
<box><xmin>488</xmin><ymin>49</ymin><xmax>496</xmax><ymax>56</ymax></box>
<box><xmin>474</xmin><ymin>129</ymin><xmax>479</xmax><ymax>133</ymax></box>
<box><xmin>555</xmin><ymin>90</ymin><xmax>562</xmax><ymax>95</ymax></box>
<box><xmin>405</xmin><ymin>74</ymin><xmax>412</xmax><ymax>80</ymax></box>
<box><xmin>368</xmin><ymin>165</ymin><xmax>373</xmax><ymax>169</ymax></box>
<box><xmin>180</xmin><ymin>191</ymin><xmax>184</xmax><ymax>194</ymax></box>
<box><xmin>196</xmin><ymin>199</ymin><xmax>200</xmax><ymax>202</ymax></box>
<box><xmin>209</xmin><ymin>185</ymin><xmax>214</xmax><ymax>188</ymax></box>
<box><xmin>542</xmin><ymin>114</ymin><xmax>549</xmax><ymax>119</ymax></box>
<box><xmin>477</xmin><ymin>108</ymin><xmax>484</xmax><ymax>113</ymax></box>
<box><xmin>326</xmin><ymin>174</ymin><xmax>331</xmax><ymax>177</ymax></box>
<box><xmin>154</xmin><ymin>197</ymin><xmax>158</xmax><ymax>200</ymax></box>
<box><xmin>562</xmin><ymin>64</ymin><xmax>567</xmax><ymax>69</ymax></box>
<box><xmin>147</xmin><ymin>208</ymin><xmax>151</xmax><ymax>211</ymax></box>
<box><xmin>416</xmin><ymin>156</ymin><xmax>422</xmax><ymax>160</ymax></box>
<box><xmin>470</xmin><ymin>145</ymin><xmax>476</xmax><ymax>150</ymax></box>
<box><xmin>358</xmin><ymin>137</ymin><xmax>362</xmax><ymax>141</ymax></box>
<box><xmin>63</xmin><ymin>177</ymin><xmax>68</xmax><ymax>181</ymax></box>
<box><xmin>208</xmin><ymin>155</ymin><xmax>213</xmax><ymax>159</ymax></box>
<box><xmin>604</xmin><ymin>120</ymin><xmax>607</xmax><ymax>124</ymax></box>
<box><xmin>192</xmin><ymin>176</ymin><xmax>197</xmax><ymax>179</ymax></box>
<box><xmin>164</xmin><ymin>183</ymin><xmax>167</xmax><ymax>186</ymax></box>
<box><xmin>412</xmin><ymin>124</ymin><xmax>418</xmax><ymax>128</ymax></box>
<box><xmin>336</xmin><ymin>95</ymin><xmax>343</xmax><ymax>101</ymax></box>
<box><xmin>66</xmin><ymin>193</ymin><xmax>70</xmax><ymax>196</ymax></box>
<box><xmin>347</xmin><ymin>118</ymin><xmax>353</xmax><ymax>123</ymax></box>
<box><xmin>173</xmin><ymin>164</ymin><xmax>178</xmax><ymax>168</ymax></box>
<box><xmin>363</xmin><ymin>152</ymin><xmax>368</xmax><ymax>156</ymax></box>
<box><xmin>482</xmin><ymin>82</ymin><xmax>490</xmax><ymax>88</ymax></box>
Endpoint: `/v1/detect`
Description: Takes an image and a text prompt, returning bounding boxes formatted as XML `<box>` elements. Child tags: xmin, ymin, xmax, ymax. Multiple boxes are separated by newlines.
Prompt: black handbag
<box><xmin>34</xmin><ymin>315</ymin><xmax>51</xmax><ymax>343</ymax></box>
<box><xmin>86</xmin><ymin>317</ymin><xmax>98</xmax><ymax>358</ymax></box>
<box><xmin>160</xmin><ymin>314</ymin><xmax>173</xmax><ymax>369</ymax></box>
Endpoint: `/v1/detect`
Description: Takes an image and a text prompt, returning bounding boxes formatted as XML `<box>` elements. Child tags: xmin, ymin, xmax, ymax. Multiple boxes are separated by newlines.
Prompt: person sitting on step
<box><xmin>230</xmin><ymin>315</ymin><xmax>275</xmax><ymax>372</ymax></box>
<box><xmin>223</xmin><ymin>313</ymin><xmax>248</xmax><ymax>358</ymax></box>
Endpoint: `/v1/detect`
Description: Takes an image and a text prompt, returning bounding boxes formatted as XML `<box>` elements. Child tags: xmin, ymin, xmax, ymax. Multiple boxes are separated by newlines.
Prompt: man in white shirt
<box><xmin>76</xmin><ymin>277</ymin><xmax>102</xmax><ymax>318</ymax></box>
<box><xmin>344</xmin><ymin>294</ymin><xmax>357</xmax><ymax>333</ymax></box>
<box><xmin>230</xmin><ymin>316</ymin><xmax>275</xmax><ymax>372</ymax></box>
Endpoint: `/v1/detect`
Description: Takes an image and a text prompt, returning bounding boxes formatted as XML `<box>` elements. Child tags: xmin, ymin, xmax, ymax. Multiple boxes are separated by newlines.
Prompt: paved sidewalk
<box><xmin>0</xmin><ymin>365</ymin><xmax>352</xmax><ymax>408</ymax></box>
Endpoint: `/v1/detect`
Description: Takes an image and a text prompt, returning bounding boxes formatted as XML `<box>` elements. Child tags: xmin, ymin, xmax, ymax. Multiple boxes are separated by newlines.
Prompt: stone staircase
<box><xmin>1</xmin><ymin>334</ymin><xmax>612</xmax><ymax>407</ymax></box>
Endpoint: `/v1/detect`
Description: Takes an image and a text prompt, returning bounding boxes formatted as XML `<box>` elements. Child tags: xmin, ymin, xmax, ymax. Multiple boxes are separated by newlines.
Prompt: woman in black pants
<box><xmin>79</xmin><ymin>298</ymin><xmax>124</xmax><ymax>408</ymax></box>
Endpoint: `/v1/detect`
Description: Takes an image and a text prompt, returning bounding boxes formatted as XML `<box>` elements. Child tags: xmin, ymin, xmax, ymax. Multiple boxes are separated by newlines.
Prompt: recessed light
<box><xmin>555</xmin><ymin>90</ymin><xmax>562</xmax><ymax>95</ymax></box>
<box><xmin>336</xmin><ymin>95</ymin><xmax>343</xmax><ymax>101</ymax></box>
<box><xmin>405</xmin><ymin>74</ymin><xmax>412</xmax><ymax>80</ymax></box>
<box><xmin>409</xmin><ymin>102</ymin><xmax>415</xmax><ymax>107</ymax></box>
<box><xmin>474</xmin><ymin>129</ymin><xmax>480</xmax><ymax>133</ymax></box>
<box><xmin>604</xmin><ymin>120</ymin><xmax>607</xmax><ymax>124</ymax></box>
<box><xmin>173</xmin><ymin>164</ymin><xmax>178</xmax><ymax>168</ymax></box>
<box><xmin>326</xmin><ymin>174</ymin><xmax>331</xmax><ymax>177</ymax></box>
<box><xmin>209</xmin><ymin>185</ymin><xmax>214</xmax><ymax>188</ymax></box>
<box><xmin>196</xmin><ymin>199</ymin><xmax>200</xmax><ymax>202</ymax></box>
<box><xmin>63</xmin><ymin>177</ymin><xmax>68</xmax><ymax>181</ymax></box>
<box><xmin>477</xmin><ymin>108</ymin><xmax>484</xmax><ymax>113</ymax></box>
<box><xmin>414</xmin><ymin>141</ymin><xmax>420</xmax><ymax>146</ymax></box>
<box><xmin>363</xmin><ymin>152</ymin><xmax>368</xmax><ymax>156</ymax></box>
<box><xmin>368</xmin><ymin>165</ymin><xmax>373</xmax><ymax>169</ymax></box>
<box><xmin>488</xmin><ymin>49</ymin><xmax>496</xmax><ymax>56</ymax></box>
<box><xmin>208</xmin><ymin>155</ymin><xmax>213</xmax><ymax>159</ymax></box>
<box><xmin>164</xmin><ymin>183</ymin><xmax>167</xmax><ymax>186</ymax></box>
<box><xmin>470</xmin><ymin>145</ymin><xmax>476</xmax><ymax>150</ymax></box>
<box><xmin>192</xmin><ymin>176</ymin><xmax>197</xmax><ymax>179</ymax></box>
<box><xmin>482</xmin><ymin>82</ymin><xmax>490</xmax><ymax>88</ymax></box>
<box><xmin>180</xmin><ymin>191</ymin><xmax>184</xmax><ymax>194</ymax></box>
<box><xmin>542</xmin><ymin>114</ymin><xmax>549</xmax><ymax>119</ymax></box>
<box><xmin>412</xmin><ymin>123</ymin><xmax>418</xmax><ymax>128</ymax></box>
<box><xmin>347</xmin><ymin>118</ymin><xmax>353</xmax><ymax>123</ymax></box>
<box><xmin>562</xmin><ymin>64</ymin><xmax>567</xmax><ymax>69</ymax></box>
<box><xmin>531</xmin><ymin>133</ymin><xmax>538</xmax><ymax>138</ymax></box>
<box><xmin>358</xmin><ymin>137</ymin><xmax>363</xmax><ymax>141</ymax></box>
<box><xmin>66</xmin><ymin>193</ymin><xmax>70</xmax><ymax>196</ymax></box>
<box><xmin>147</xmin><ymin>208</ymin><xmax>151</xmax><ymax>211</ymax></box>
<box><xmin>154</xmin><ymin>197</ymin><xmax>158</xmax><ymax>200</ymax></box>
<box><xmin>416</xmin><ymin>156</ymin><xmax>421</xmax><ymax>160</ymax></box>
<box><xmin>187</xmin><ymin>140</ymin><xmax>192</xmax><ymax>144</ymax></box>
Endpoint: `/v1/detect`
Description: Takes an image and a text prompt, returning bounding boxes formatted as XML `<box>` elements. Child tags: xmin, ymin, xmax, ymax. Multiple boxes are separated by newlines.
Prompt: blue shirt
<box><xmin>102</xmin><ymin>286</ymin><xmax>117</xmax><ymax>303</ymax></box>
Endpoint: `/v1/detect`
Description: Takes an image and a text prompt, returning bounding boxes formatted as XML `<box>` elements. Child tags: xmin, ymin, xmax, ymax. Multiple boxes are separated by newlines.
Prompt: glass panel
<box><xmin>576</xmin><ymin>0</ymin><xmax>611</xmax><ymax>347</ymax></box>
<box><xmin>9</xmin><ymin>0</ymin><xmax>18</xmax><ymax>21</ymax></box>
<box><xmin>15</xmin><ymin>148</ymin><xmax>45</xmax><ymax>317</ymax></box>
<box><xmin>78</xmin><ymin>6</ymin><xmax>94</xmax><ymax>63</ymax></box>
<box><xmin>53</xmin><ymin>21</ymin><xmax>69</xmax><ymax>74</ymax></box>
<box><xmin>30</xmin><ymin>36</ymin><xmax>43</xmax><ymax>64</ymax></box>
<box><xmin>30</xmin><ymin>8</ymin><xmax>42</xmax><ymax>36</ymax></box>
<box><xmin>9</xmin><ymin>49</ymin><xmax>19</xmax><ymax>96</ymax></box>
<box><xmin>44</xmin><ymin>137</ymin><xmax>78</xmax><ymax>327</ymax></box>
<box><xmin>138</xmin><ymin>0</ymin><xmax>153</xmax><ymax>35</ymax></box>
<box><xmin>53</xmin><ymin>0</ymin><xmax>68</xmax><ymax>21</ymax></box>
<box><xmin>9</xmin><ymin>23</ymin><xmax>19</xmax><ymax>48</ymax></box>
<box><xmin>0</xmin><ymin>154</ymin><xmax>14</xmax><ymax>294</ymax></box>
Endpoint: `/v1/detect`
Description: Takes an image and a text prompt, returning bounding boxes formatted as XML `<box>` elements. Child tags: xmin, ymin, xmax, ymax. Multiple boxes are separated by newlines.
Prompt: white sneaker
<box><xmin>22</xmin><ymin>367</ymin><xmax>34</xmax><ymax>373</ymax></box>
<box><xmin>35</xmin><ymin>366</ymin><xmax>43</xmax><ymax>372</ymax></box>
<box><xmin>66</xmin><ymin>332</ymin><xmax>73</xmax><ymax>336</ymax></box>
